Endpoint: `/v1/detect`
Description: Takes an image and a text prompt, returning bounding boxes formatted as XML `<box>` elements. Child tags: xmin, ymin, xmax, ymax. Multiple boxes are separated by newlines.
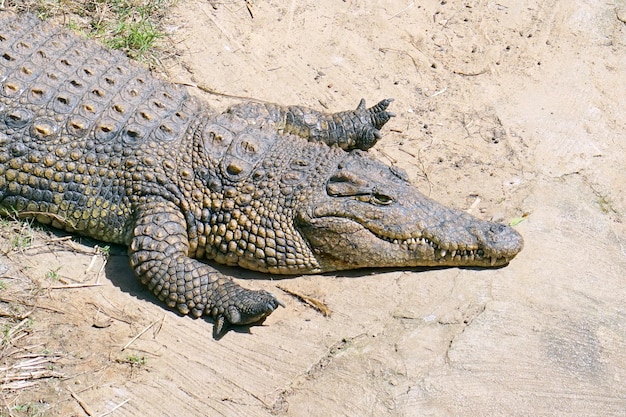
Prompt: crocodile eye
<box><xmin>372</xmin><ymin>193</ymin><xmax>393</xmax><ymax>205</ymax></box>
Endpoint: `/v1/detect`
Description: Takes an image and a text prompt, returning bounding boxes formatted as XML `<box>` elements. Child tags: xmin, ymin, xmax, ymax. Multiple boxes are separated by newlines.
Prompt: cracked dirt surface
<box><xmin>1</xmin><ymin>0</ymin><xmax>625</xmax><ymax>416</ymax></box>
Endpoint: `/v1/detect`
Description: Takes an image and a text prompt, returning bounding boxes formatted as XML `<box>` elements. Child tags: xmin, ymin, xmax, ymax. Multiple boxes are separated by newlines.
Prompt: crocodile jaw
<box><xmin>297</xmin><ymin>209</ymin><xmax>523</xmax><ymax>271</ymax></box>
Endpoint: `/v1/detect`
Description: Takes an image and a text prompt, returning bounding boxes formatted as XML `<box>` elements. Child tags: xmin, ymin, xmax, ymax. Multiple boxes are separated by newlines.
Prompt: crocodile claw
<box><xmin>213</xmin><ymin>290</ymin><xmax>284</xmax><ymax>337</ymax></box>
<box><xmin>355</xmin><ymin>98</ymin><xmax>396</xmax><ymax>150</ymax></box>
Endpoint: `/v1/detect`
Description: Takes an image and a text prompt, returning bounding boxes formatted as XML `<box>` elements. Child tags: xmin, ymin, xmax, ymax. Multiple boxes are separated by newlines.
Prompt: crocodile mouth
<box><xmin>377</xmin><ymin>233</ymin><xmax>506</xmax><ymax>266</ymax></box>
<box><xmin>298</xmin><ymin>203</ymin><xmax>522</xmax><ymax>270</ymax></box>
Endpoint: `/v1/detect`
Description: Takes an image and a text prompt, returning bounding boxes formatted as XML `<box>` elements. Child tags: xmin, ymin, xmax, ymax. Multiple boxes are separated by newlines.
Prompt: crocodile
<box><xmin>0</xmin><ymin>14</ymin><xmax>523</xmax><ymax>335</ymax></box>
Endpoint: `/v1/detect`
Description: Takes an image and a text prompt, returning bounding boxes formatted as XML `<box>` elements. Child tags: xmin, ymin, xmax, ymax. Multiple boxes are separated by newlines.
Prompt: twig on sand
<box><xmin>68</xmin><ymin>387</ymin><xmax>130</xmax><ymax>417</ymax></box>
<box><xmin>466</xmin><ymin>196</ymin><xmax>481</xmax><ymax>214</ymax></box>
<box><xmin>389</xmin><ymin>2</ymin><xmax>415</xmax><ymax>19</ymax></box>
<box><xmin>48</xmin><ymin>283</ymin><xmax>103</xmax><ymax>290</ymax></box>
<box><xmin>121</xmin><ymin>316</ymin><xmax>165</xmax><ymax>351</ymax></box>
<box><xmin>278</xmin><ymin>286</ymin><xmax>331</xmax><ymax>317</ymax></box>
<box><xmin>98</xmin><ymin>399</ymin><xmax>130</xmax><ymax>417</ymax></box>
<box><xmin>21</xmin><ymin>236</ymin><xmax>73</xmax><ymax>252</ymax></box>
<box><xmin>0</xmin><ymin>356</ymin><xmax>63</xmax><ymax>390</ymax></box>
<box><xmin>68</xmin><ymin>387</ymin><xmax>96</xmax><ymax>416</ymax></box>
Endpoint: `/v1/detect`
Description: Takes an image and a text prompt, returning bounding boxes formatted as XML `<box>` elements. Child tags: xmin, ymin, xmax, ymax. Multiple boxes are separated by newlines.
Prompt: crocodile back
<box><xmin>0</xmin><ymin>14</ymin><xmax>200</xmax><ymax>243</ymax></box>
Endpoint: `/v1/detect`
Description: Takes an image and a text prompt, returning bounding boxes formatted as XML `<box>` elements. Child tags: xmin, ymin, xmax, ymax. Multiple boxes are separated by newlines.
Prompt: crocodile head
<box><xmin>296</xmin><ymin>150</ymin><xmax>524</xmax><ymax>271</ymax></box>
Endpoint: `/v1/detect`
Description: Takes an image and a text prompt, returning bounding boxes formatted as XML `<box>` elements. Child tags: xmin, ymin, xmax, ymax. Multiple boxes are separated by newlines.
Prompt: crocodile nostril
<box><xmin>490</xmin><ymin>223</ymin><xmax>507</xmax><ymax>234</ymax></box>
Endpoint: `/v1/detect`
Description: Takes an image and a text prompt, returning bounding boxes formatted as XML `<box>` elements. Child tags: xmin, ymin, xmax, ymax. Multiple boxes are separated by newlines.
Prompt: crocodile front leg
<box><xmin>128</xmin><ymin>199</ymin><xmax>283</xmax><ymax>336</ymax></box>
<box><xmin>227</xmin><ymin>98</ymin><xmax>395</xmax><ymax>150</ymax></box>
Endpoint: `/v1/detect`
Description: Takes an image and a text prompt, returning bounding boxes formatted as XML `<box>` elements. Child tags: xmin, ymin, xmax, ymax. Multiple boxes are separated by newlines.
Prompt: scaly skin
<box><xmin>0</xmin><ymin>14</ymin><xmax>523</xmax><ymax>335</ymax></box>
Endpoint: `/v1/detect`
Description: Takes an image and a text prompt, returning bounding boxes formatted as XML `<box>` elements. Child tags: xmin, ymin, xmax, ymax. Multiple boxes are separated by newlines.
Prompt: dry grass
<box><xmin>0</xmin><ymin>218</ymin><xmax>123</xmax><ymax>415</ymax></box>
<box><xmin>0</xmin><ymin>220</ymin><xmax>61</xmax><ymax>416</ymax></box>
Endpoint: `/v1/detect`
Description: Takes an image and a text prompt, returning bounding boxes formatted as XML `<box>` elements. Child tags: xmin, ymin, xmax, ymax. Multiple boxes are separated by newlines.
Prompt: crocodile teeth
<box><xmin>381</xmin><ymin>235</ymin><xmax>439</xmax><ymax>251</ymax></box>
<box><xmin>450</xmin><ymin>250</ymin><xmax>457</xmax><ymax>258</ymax></box>
<box><xmin>439</xmin><ymin>249</ymin><xmax>447</xmax><ymax>258</ymax></box>
<box><xmin>490</xmin><ymin>257</ymin><xmax>497</xmax><ymax>266</ymax></box>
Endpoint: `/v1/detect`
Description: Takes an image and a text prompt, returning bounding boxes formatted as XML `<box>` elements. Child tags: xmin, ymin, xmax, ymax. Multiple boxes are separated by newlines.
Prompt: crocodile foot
<box><xmin>212</xmin><ymin>289</ymin><xmax>285</xmax><ymax>337</ymax></box>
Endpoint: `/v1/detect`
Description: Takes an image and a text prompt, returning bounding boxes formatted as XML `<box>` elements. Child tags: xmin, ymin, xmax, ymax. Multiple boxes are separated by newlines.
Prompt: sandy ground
<box><xmin>1</xmin><ymin>0</ymin><xmax>625</xmax><ymax>416</ymax></box>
